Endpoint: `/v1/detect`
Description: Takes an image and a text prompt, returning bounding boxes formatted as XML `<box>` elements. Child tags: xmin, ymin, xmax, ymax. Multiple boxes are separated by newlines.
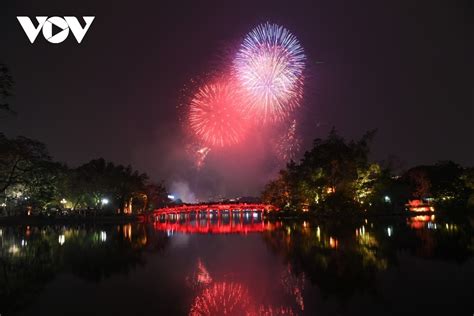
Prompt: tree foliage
<box><xmin>262</xmin><ymin>128</ymin><xmax>382</xmax><ymax>213</ymax></box>
<box><xmin>262</xmin><ymin>129</ymin><xmax>474</xmax><ymax>213</ymax></box>
<box><xmin>0</xmin><ymin>63</ymin><xmax>14</xmax><ymax>117</ymax></box>
<box><xmin>0</xmin><ymin>134</ymin><xmax>167</xmax><ymax>215</ymax></box>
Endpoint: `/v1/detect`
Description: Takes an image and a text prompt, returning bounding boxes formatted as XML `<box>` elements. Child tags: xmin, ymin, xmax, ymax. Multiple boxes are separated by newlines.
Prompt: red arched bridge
<box><xmin>153</xmin><ymin>203</ymin><xmax>279</xmax><ymax>219</ymax></box>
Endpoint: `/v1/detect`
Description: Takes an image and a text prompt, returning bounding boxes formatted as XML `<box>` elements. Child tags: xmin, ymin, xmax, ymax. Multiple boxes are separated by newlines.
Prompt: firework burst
<box><xmin>188</xmin><ymin>79</ymin><xmax>249</xmax><ymax>147</ymax></box>
<box><xmin>233</xmin><ymin>22</ymin><xmax>306</xmax><ymax>123</ymax></box>
<box><xmin>189</xmin><ymin>282</ymin><xmax>250</xmax><ymax>315</ymax></box>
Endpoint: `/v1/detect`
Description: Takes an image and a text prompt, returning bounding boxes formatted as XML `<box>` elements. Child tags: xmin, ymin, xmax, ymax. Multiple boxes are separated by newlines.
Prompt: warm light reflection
<box><xmin>58</xmin><ymin>234</ymin><xmax>65</xmax><ymax>245</ymax></box>
<box><xmin>8</xmin><ymin>244</ymin><xmax>20</xmax><ymax>254</ymax></box>
<box><xmin>409</xmin><ymin>215</ymin><xmax>436</xmax><ymax>229</ymax></box>
<box><xmin>407</xmin><ymin>199</ymin><xmax>435</xmax><ymax>212</ymax></box>
<box><xmin>281</xmin><ymin>264</ymin><xmax>305</xmax><ymax>311</ymax></box>
<box><xmin>154</xmin><ymin>220</ymin><xmax>280</xmax><ymax>235</ymax></box>
<box><xmin>124</xmin><ymin>224</ymin><xmax>132</xmax><ymax>240</ymax></box>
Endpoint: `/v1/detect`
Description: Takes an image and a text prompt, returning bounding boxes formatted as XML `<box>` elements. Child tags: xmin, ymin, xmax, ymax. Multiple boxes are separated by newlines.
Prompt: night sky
<box><xmin>1</xmin><ymin>0</ymin><xmax>473</xmax><ymax>199</ymax></box>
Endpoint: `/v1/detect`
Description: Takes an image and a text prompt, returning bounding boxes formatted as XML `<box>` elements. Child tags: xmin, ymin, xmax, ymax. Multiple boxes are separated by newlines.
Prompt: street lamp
<box><xmin>60</xmin><ymin>198</ymin><xmax>67</xmax><ymax>205</ymax></box>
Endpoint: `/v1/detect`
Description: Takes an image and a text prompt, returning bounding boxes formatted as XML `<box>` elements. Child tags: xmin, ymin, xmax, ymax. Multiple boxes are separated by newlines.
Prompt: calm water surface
<box><xmin>1</xmin><ymin>215</ymin><xmax>473</xmax><ymax>315</ymax></box>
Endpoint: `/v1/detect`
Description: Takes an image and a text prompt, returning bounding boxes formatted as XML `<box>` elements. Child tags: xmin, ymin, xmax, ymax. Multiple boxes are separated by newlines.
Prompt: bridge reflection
<box><xmin>153</xmin><ymin>218</ymin><xmax>281</xmax><ymax>234</ymax></box>
<box><xmin>152</xmin><ymin>203</ymin><xmax>279</xmax><ymax>234</ymax></box>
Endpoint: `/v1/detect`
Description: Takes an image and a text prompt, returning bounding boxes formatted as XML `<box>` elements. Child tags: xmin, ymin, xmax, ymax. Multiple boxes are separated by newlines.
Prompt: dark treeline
<box><xmin>0</xmin><ymin>133</ymin><xmax>168</xmax><ymax>216</ymax></box>
<box><xmin>262</xmin><ymin>128</ymin><xmax>474</xmax><ymax>215</ymax></box>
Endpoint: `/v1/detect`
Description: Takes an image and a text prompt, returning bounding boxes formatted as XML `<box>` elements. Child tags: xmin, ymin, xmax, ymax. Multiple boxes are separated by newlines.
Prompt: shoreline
<box><xmin>0</xmin><ymin>211</ymin><xmax>439</xmax><ymax>226</ymax></box>
<box><xmin>0</xmin><ymin>214</ymin><xmax>141</xmax><ymax>225</ymax></box>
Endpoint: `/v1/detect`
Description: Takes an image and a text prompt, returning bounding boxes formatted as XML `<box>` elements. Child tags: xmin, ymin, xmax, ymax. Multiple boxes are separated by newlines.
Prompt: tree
<box><xmin>262</xmin><ymin>169</ymin><xmax>292</xmax><ymax>208</ymax></box>
<box><xmin>145</xmin><ymin>182</ymin><xmax>168</xmax><ymax>211</ymax></box>
<box><xmin>462</xmin><ymin>168</ymin><xmax>474</xmax><ymax>207</ymax></box>
<box><xmin>0</xmin><ymin>63</ymin><xmax>15</xmax><ymax>118</ymax></box>
<box><xmin>67</xmin><ymin>158</ymin><xmax>149</xmax><ymax>213</ymax></box>
<box><xmin>403</xmin><ymin>161</ymin><xmax>468</xmax><ymax>205</ymax></box>
<box><xmin>262</xmin><ymin>128</ymin><xmax>382</xmax><ymax>212</ymax></box>
<box><xmin>0</xmin><ymin>134</ymin><xmax>51</xmax><ymax>196</ymax></box>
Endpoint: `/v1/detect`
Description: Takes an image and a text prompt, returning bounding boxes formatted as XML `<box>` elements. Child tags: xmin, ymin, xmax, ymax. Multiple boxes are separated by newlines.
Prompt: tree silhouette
<box><xmin>0</xmin><ymin>63</ymin><xmax>15</xmax><ymax>118</ymax></box>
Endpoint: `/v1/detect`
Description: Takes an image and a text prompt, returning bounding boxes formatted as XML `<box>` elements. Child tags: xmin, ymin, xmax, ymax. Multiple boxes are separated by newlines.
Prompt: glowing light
<box><xmin>0</xmin><ymin>203</ymin><xmax>6</xmax><ymax>207</ymax></box>
<box><xmin>100</xmin><ymin>231</ymin><xmax>107</xmax><ymax>242</ymax></box>
<box><xmin>124</xmin><ymin>224</ymin><xmax>132</xmax><ymax>240</ymax></box>
<box><xmin>101</xmin><ymin>198</ymin><xmax>109</xmax><ymax>205</ymax></box>
<box><xmin>8</xmin><ymin>245</ymin><xmax>19</xmax><ymax>254</ymax></box>
<box><xmin>60</xmin><ymin>198</ymin><xmax>67</xmax><ymax>204</ymax></box>
<box><xmin>234</xmin><ymin>22</ymin><xmax>305</xmax><ymax>123</ymax></box>
<box><xmin>167</xmin><ymin>195</ymin><xmax>175</xmax><ymax>200</ymax></box>
<box><xmin>329</xmin><ymin>237</ymin><xmax>338</xmax><ymax>249</ymax></box>
<box><xmin>188</xmin><ymin>79</ymin><xmax>249</xmax><ymax>147</ymax></box>
<box><xmin>384</xmin><ymin>196</ymin><xmax>391</xmax><ymax>203</ymax></box>
<box><xmin>58</xmin><ymin>234</ymin><xmax>65</xmax><ymax>245</ymax></box>
<box><xmin>387</xmin><ymin>227</ymin><xmax>392</xmax><ymax>237</ymax></box>
<box><xmin>407</xmin><ymin>199</ymin><xmax>435</xmax><ymax>212</ymax></box>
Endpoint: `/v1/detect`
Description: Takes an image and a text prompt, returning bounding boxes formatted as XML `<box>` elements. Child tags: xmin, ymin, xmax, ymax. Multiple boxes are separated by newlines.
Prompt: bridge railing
<box><xmin>153</xmin><ymin>203</ymin><xmax>279</xmax><ymax>216</ymax></box>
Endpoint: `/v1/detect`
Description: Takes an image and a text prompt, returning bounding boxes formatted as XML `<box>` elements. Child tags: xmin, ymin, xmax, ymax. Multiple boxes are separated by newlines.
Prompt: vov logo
<box><xmin>17</xmin><ymin>16</ymin><xmax>95</xmax><ymax>44</ymax></box>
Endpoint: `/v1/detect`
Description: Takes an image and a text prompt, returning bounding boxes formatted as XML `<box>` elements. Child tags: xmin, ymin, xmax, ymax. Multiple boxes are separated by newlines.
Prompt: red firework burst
<box><xmin>188</xmin><ymin>79</ymin><xmax>248</xmax><ymax>148</ymax></box>
<box><xmin>189</xmin><ymin>282</ymin><xmax>251</xmax><ymax>315</ymax></box>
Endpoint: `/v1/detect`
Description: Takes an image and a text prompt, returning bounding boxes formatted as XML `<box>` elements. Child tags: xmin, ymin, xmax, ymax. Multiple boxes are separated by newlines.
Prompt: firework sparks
<box><xmin>186</xmin><ymin>143</ymin><xmax>211</xmax><ymax>170</ymax></box>
<box><xmin>186</xmin><ymin>258</ymin><xmax>213</xmax><ymax>289</ymax></box>
<box><xmin>234</xmin><ymin>22</ymin><xmax>306</xmax><ymax>123</ymax></box>
<box><xmin>276</xmin><ymin>119</ymin><xmax>301</xmax><ymax>161</ymax></box>
<box><xmin>256</xmin><ymin>305</ymin><xmax>296</xmax><ymax>316</ymax></box>
<box><xmin>188</xmin><ymin>79</ymin><xmax>249</xmax><ymax>148</ymax></box>
<box><xmin>189</xmin><ymin>282</ymin><xmax>251</xmax><ymax>316</ymax></box>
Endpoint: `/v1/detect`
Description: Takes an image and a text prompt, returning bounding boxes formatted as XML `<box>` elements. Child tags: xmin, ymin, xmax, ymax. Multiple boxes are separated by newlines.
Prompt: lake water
<box><xmin>1</xmin><ymin>215</ymin><xmax>473</xmax><ymax>315</ymax></box>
